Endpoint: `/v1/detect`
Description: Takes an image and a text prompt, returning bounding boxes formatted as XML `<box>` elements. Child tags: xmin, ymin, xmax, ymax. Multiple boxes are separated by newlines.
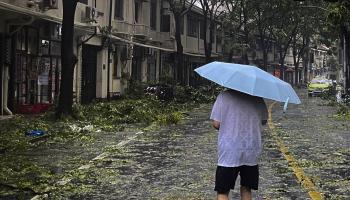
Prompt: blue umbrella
<box><xmin>195</xmin><ymin>61</ymin><xmax>301</xmax><ymax>104</ymax></box>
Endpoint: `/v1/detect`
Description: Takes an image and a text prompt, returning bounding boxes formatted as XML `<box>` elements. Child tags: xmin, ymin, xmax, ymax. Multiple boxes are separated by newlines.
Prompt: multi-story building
<box><xmin>0</xmin><ymin>0</ymin><xmax>223</xmax><ymax>115</ymax></box>
<box><xmin>0</xmin><ymin>0</ymin><xmax>107</xmax><ymax>115</ymax></box>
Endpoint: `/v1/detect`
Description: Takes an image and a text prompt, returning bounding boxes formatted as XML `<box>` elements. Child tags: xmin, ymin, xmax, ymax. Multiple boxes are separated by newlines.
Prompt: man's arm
<box><xmin>212</xmin><ymin>120</ymin><xmax>220</xmax><ymax>130</ymax></box>
<box><xmin>258</xmin><ymin>98</ymin><xmax>268</xmax><ymax>126</ymax></box>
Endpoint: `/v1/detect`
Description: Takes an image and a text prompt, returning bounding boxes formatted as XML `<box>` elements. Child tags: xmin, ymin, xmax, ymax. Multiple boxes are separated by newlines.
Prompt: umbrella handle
<box><xmin>283</xmin><ymin>97</ymin><xmax>290</xmax><ymax>113</ymax></box>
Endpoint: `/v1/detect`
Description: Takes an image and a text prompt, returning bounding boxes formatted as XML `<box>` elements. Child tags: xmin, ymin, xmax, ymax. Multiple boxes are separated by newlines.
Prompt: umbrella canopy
<box><xmin>195</xmin><ymin>61</ymin><xmax>301</xmax><ymax>104</ymax></box>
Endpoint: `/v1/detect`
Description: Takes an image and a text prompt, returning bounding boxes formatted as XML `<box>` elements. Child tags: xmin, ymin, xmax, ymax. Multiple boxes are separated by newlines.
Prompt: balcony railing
<box><xmin>112</xmin><ymin>21</ymin><xmax>157</xmax><ymax>39</ymax></box>
<box><xmin>149</xmin><ymin>30</ymin><xmax>172</xmax><ymax>42</ymax></box>
<box><xmin>112</xmin><ymin>21</ymin><xmax>133</xmax><ymax>35</ymax></box>
<box><xmin>134</xmin><ymin>24</ymin><xmax>150</xmax><ymax>37</ymax></box>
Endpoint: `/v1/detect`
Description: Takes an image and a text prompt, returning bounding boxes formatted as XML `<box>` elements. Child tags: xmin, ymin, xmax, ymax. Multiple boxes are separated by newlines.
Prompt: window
<box><xmin>80</xmin><ymin>0</ymin><xmax>88</xmax><ymax>5</ymax></box>
<box><xmin>150</xmin><ymin>0</ymin><xmax>157</xmax><ymax>30</ymax></box>
<box><xmin>134</xmin><ymin>0</ymin><xmax>141</xmax><ymax>23</ymax></box>
<box><xmin>161</xmin><ymin>15</ymin><xmax>170</xmax><ymax>32</ymax></box>
<box><xmin>200</xmin><ymin>20</ymin><xmax>206</xmax><ymax>40</ymax></box>
<box><xmin>114</xmin><ymin>0</ymin><xmax>124</xmax><ymax>20</ymax></box>
<box><xmin>187</xmin><ymin>16</ymin><xmax>198</xmax><ymax>37</ymax></box>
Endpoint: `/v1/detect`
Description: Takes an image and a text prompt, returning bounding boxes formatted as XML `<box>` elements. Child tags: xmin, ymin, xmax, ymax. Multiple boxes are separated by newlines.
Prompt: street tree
<box><xmin>56</xmin><ymin>0</ymin><xmax>79</xmax><ymax>118</ymax></box>
<box><xmin>168</xmin><ymin>0</ymin><xmax>197</xmax><ymax>84</ymax></box>
<box><xmin>325</xmin><ymin>0</ymin><xmax>350</xmax><ymax>92</ymax></box>
<box><xmin>199</xmin><ymin>0</ymin><xmax>225</xmax><ymax>63</ymax></box>
<box><xmin>246</xmin><ymin>0</ymin><xmax>278</xmax><ymax>71</ymax></box>
<box><xmin>222</xmin><ymin>0</ymin><xmax>252</xmax><ymax>64</ymax></box>
<box><xmin>290</xmin><ymin>1</ymin><xmax>320</xmax><ymax>85</ymax></box>
<box><xmin>268</xmin><ymin>0</ymin><xmax>299</xmax><ymax>80</ymax></box>
<box><xmin>293</xmin><ymin>1</ymin><xmax>329</xmax><ymax>85</ymax></box>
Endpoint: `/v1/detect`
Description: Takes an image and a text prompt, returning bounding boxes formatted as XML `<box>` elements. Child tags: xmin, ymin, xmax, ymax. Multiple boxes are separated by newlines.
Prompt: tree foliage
<box><xmin>325</xmin><ymin>0</ymin><xmax>350</xmax><ymax>92</ymax></box>
<box><xmin>221</xmin><ymin>0</ymin><xmax>252</xmax><ymax>63</ymax></box>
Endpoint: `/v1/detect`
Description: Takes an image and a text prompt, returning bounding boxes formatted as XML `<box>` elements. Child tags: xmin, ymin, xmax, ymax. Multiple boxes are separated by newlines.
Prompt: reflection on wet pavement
<box><xmin>20</xmin><ymin>90</ymin><xmax>350</xmax><ymax>199</ymax></box>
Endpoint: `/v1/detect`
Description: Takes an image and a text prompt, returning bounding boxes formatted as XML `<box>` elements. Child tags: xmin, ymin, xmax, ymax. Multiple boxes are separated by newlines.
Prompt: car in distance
<box><xmin>307</xmin><ymin>78</ymin><xmax>332</xmax><ymax>97</ymax></box>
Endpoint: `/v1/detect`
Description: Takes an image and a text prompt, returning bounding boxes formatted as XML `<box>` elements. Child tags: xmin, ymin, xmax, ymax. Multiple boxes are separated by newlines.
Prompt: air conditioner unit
<box><xmin>85</xmin><ymin>6</ymin><xmax>97</xmax><ymax>22</ymax></box>
<box><xmin>84</xmin><ymin>6</ymin><xmax>104</xmax><ymax>23</ymax></box>
<box><xmin>43</xmin><ymin>0</ymin><xmax>58</xmax><ymax>9</ymax></box>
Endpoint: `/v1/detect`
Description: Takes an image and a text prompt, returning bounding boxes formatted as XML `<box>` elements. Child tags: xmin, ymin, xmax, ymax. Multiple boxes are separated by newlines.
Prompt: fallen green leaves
<box><xmin>0</xmin><ymin>94</ymin><xmax>213</xmax><ymax>198</ymax></box>
<box><xmin>334</xmin><ymin>104</ymin><xmax>350</xmax><ymax>120</ymax></box>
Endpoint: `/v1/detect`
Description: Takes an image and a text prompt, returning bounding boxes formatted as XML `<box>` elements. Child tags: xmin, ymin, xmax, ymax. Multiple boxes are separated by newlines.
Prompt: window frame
<box><xmin>114</xmin><ymin>0</ymin><xmax>124</xmax><ymax>20</ymax></box>
<box><xmin>187</xmin><ymin>15</ymin><xmax>198</xmax><ymax>38</ymax></box>
<box><xmin>161</xmin><ymin>15</ymin><xmax>171</xmax><ymax>32</ymax></box>
<box><xmin>150</xmin><ymin>0</ymin><xmax>157</xmax><ymax>30</ymax></box>
<box><xmin>79</xmin><ymin>0</ymin><xmax>88</xmax><ymax>5</ymax></box>
<box><xmin>134</xmin><ymin>0</ymin><xmax>141</xmax><ymax>23</ymax></box>
<box><xmin>200</xmin><ymin>20</ymin><xmax>206</xmax><ymax>40</ymax></box>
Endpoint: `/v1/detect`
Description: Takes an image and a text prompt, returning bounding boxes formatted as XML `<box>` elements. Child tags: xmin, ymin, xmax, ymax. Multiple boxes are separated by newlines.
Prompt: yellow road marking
<box><xmin>268</xmin><ymin>102</ymin><xmax>324</xmax><ymax>200</ymax></box>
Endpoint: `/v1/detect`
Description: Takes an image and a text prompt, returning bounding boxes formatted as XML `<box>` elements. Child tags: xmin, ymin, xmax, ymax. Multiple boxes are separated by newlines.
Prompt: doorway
<box><xmin>81</xmin><ymin>45</ymin><xmax>98</xmax><ymax>104</ymax></box>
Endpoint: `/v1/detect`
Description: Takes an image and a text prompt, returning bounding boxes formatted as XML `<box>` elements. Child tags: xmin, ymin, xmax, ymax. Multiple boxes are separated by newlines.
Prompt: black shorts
<box><xmin>214</xmin><ymin>165</ymin><xmax>259</xmax><ymax>193</ymax></box>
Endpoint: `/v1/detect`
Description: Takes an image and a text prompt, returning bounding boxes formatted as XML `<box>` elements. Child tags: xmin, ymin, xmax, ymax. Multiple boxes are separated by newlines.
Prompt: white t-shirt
<box><xmin>210</xmin><ymin>90</ymin><xmax>268</xmax><ymax>167</ymax></box>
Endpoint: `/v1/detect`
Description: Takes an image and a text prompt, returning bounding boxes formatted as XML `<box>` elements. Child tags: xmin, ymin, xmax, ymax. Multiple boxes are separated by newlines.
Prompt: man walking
<box><xmin>210</xmin><ymin>89</ymin><xmax>268</xmax><ymax>200</ymax></box>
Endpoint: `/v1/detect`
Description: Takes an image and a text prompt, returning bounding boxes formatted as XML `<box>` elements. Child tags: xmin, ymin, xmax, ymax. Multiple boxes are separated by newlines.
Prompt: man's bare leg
<box><xmin>240</xmin><ymin>186</ymin><xmax>252</xmax><ymax>200</ymax></box>
<box><xmin>217</xmin><ymin>192</ymin><xmax>229</xmax><ymax>200</ymax></box>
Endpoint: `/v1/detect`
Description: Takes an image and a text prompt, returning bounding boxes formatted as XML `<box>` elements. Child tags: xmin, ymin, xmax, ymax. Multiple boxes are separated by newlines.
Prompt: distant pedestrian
<box><xmin>336</xmin><ymin>90</ymin><xmax>342</xmax><ymax>103</ymax></box>
<box><xmin>210</xmin><ymin>89</ymin><xmax>268</xmax><ymax>200</ymax></box>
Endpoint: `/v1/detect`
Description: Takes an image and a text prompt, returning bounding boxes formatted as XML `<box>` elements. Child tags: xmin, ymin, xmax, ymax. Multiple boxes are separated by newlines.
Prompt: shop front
<box><xmin>9</xmin><ymin>22</ymin><xmax>61</xmax><ymax>114</ymax></box>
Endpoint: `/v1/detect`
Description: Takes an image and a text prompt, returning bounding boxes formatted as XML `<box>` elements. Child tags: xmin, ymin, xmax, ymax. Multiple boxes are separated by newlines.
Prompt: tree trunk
<box><xmin>203</xmin><ymin>24</ymin><xmax>208</xmax><ymax>62</ymax></box>
<box><xmin>227</xmin><ymin>48</ymin><xmax>233</xmax><ymax>63</ymax></box>
<box><xmin>243</xmin><ymin>30</ymin><xmax>250</xmax><ymax>64</ymax></box>
<box><xmin>294</xmin><ymin>63</ymin><xmax>299</xmax><ymax>86</ymax></box>
<box><xmin>262</xmin><ymin>49</ymin><xmax>268</xmax><ymax>71</ymax></box>
<box><xmin>174</xmin><ymin>14</ymin><xmax>184</xmax><ymax>85</ymax></box>
<box><xmin>343</xmin><ymin>27</ymin><xmax>350</xmax><ymax>94</ymax></box>
<box><xmin>205</xmin><ymin>21</ymin><xmax>214</xmax><ymax>63</ymax></box>
<box><xmin>202</xmin><ymin>13</ymin><xmax>211</xmax><ymax>64</ymax></box>
<box><xmin>56</xmin><ymin>0</ymin><xmax>78</xmax><ymax>118</ymax></box>
<box><xmin>292</xmin><ymin>37</ymin><xmax>297</xmax><ymax>86</ymax></box>
<box><xmin>258</xmin><ymin>35</ymin><xmax>268</xmax><ymax>71</ymax></box>
<box><xmin>242</xmin><ymin>53</ymin><xmax>249</xmax><ymax>64</ymax></box>
<box><xmin>303</xmin><ymin>38</ymin><xmax>310</xmax><ymax>84</ymax></box>
<box><xmin>279</xmin><ymin>50</ymin><xmax>285</xmax><ymax>80</ymax></box>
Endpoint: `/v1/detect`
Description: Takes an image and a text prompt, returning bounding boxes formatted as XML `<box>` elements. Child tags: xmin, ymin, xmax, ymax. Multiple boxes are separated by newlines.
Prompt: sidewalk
<box><xmin>0</xmin><ymin>115</ymin><xmax>13</xmax><ymax>121</ymax></box>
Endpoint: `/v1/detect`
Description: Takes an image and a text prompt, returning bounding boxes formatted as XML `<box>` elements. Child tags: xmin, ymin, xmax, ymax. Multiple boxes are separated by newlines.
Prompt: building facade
<box><xmin>0</xmin><ymin>0</ymin><xmax>223</xmax><ymax>115</ymax></box>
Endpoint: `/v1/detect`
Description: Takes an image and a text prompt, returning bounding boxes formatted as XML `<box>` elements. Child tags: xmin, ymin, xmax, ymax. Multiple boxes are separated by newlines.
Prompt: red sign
<box><xmin>274</xmin><ymin>70</ymin><xmax>280</xmax><ymax>78</ymax></box>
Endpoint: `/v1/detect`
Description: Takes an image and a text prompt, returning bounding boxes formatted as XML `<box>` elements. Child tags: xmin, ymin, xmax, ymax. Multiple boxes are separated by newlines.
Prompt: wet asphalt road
<box><xmin>269</xmin><ymin>90</ymin><xmax>350</xmax><ymax>200</ymax></box>
<box><xmin>27</xmin><ymin>89</ymin><xmax>349</xmax><ymax>199</ymax></box>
